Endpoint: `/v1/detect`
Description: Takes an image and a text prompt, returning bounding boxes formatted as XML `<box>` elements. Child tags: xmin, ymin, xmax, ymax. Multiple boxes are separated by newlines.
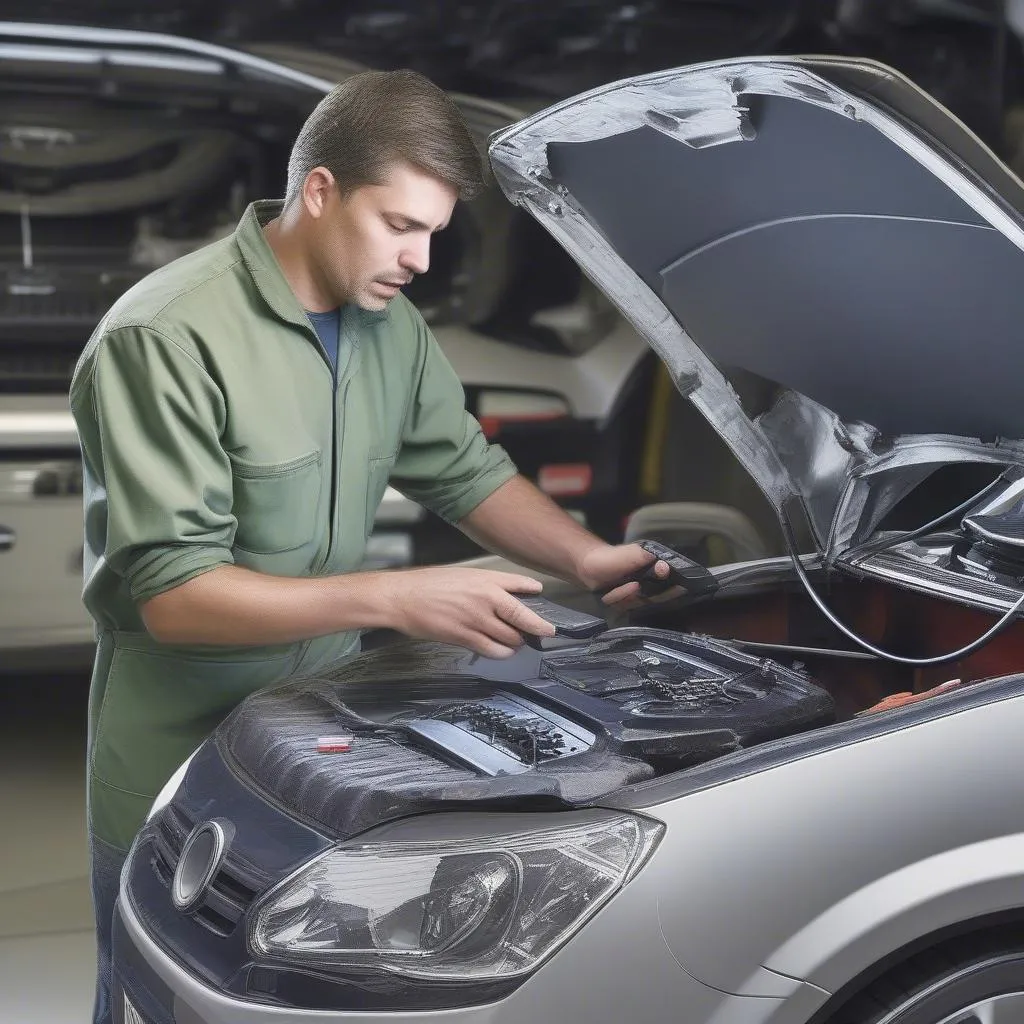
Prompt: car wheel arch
<box><xmin>765</xmin><ymin>835</ymin><xmax>1024</xmax><ymax>1017</ymax></box>
<box><xmin>802</xmin><ymin>917</ymin><xmax>1024</xmax><ymax>1024</ymax></box>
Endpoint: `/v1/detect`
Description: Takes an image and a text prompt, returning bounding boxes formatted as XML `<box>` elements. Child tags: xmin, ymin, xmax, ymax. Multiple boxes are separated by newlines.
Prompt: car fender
<box><xmin>647</xmin><ymin>693</ymin><xmax>1024</xmax><ymax>998</ymax></box>
<box><xmin>762</xmin><ymin>832</ymin><xmax>1024</xmax><ymax>993</ymax></box>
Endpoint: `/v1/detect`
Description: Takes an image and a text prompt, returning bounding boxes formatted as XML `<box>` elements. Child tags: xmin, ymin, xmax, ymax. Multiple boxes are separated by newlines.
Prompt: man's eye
<box><xmin>386</xmin><ymin>220</ymin><xmax>410</xmax><ymax>233</ymax></box>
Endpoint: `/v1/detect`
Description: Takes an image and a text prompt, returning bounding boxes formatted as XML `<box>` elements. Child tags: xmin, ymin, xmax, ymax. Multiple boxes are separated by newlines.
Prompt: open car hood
<box><xmin>488</xmin><ymin>56</ymin><xmax>1024</xmax><ymax>557</ymax></box>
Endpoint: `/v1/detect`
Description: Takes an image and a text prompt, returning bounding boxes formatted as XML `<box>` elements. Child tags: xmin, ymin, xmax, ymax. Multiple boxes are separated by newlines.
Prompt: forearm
<box><xmin>139</xmin><ymin>564</ymin><xmax>392</xmax><ymax>646</ymax></box>
<box><xmin>139</xmin><ymin>559</ymin><xmax>557</xmax><ymax>660</ymax></box>
<box><xmin>458</xmin><ymin>474</ymin><xmax>609</xmax><ymax>586</ymax></box>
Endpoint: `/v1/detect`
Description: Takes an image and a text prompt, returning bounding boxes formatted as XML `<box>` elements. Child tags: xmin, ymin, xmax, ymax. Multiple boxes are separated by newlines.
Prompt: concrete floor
<box><xmin>0</xmin><ymin>672</ymin><xmax>95</xmax><ymax>1023</ymax></box>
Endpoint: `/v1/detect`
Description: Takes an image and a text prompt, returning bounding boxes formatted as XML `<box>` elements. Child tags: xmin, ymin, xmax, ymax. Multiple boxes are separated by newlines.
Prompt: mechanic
<box><xmin>70</xmin><ymin>69</ymin><xmax>669</xmax><ymax>1024</ymax></box>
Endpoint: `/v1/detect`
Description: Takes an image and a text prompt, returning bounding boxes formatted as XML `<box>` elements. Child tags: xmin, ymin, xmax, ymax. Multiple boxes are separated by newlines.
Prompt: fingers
<box><xmin>646</xmin><ymin>584</ymin><xmax>686</xmax><ymax>605</ymax></box>
<box><xmin>457</xmin><ymin>589</ymin><xmax>559</xmax><ymax>658</ymax></box>
<box><xmin>495</xmin><ymin>593</ymin><xmax>557</xmax><ymax>638</ymax></box>
<box><xmin>588</xmin><ymin>546</ymin><xmax>661</xmax><ymax>596</ymax></box>
<box><xmin>463</xmin><ymin>631</ymin><xmax>518</xmax><ymax>659</ymax></box>
<box><xmin>454</xmin><ymin>590</ymin><xmax>554</xmax><ymax>658</ymax></box>
<box><xmin>490</xmin><ymin>572</ymin><xmax>544</xmax><ymax>594</ymax></box>
<box><xmin>481</xmin><ymin>612</ymin><xmax>532</xmax><ymax>650</ymax></box>
<box><xmin>601</xmin><ymin>578</ymin><xmax>684</xmax><ymax>608</ymax></box>
<box><xmin>600</xmin><ymin>580</ymin><xmax>642</xmax><ymax>605</ymax></box>
<box><xmin>620</xmin><ymin>543</ymin><xmax>658</xmax><ymax>574</ymax></box>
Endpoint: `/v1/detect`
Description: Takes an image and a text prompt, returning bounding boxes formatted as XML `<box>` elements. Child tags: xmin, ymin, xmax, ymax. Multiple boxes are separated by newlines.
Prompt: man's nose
<box><xmin>399</xmin><ymin>236</ymin><xmax>430</xmax><ymax>276</ymax></box>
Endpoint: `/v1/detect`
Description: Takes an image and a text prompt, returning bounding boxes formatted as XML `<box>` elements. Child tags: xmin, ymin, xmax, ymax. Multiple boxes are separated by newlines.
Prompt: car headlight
<box><xmin>249</xmin><ymin>813</ymin><xmax>662</xmax><ymax>981</ymax></box>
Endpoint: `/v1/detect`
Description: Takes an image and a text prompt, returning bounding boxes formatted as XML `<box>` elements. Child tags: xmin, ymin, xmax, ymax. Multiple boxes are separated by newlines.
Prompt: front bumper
<box><xmin>112</xmin><ymin>691</ymin><xmax>837</xmax><ymax>1024</ymax></box>
<box><xmin>113</xmin><ymin>863</ymin><xmax>820</xmax><ymax>1024</ymax></box>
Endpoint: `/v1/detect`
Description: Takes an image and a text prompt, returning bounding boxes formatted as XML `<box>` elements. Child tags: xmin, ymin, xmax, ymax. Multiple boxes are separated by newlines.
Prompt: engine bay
<box><xmin>0</xmin><ymin>90</ymin><xmax>299</xmax><ymax>389</ymax></box>
<box><xmin>0</xmin><ymin>64</ymin><xmax>605</xmax><ymax>394</ymax></box>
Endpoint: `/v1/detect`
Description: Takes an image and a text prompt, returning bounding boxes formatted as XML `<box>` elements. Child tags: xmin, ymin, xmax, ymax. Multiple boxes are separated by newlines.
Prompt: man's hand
<box><xmin>380</xmin><ymin>566</ymin><xmax>557</xmax><ymax>659</ymax></box>
<box><xmin>576</xmin><ymin>543</ymin><xmax>682</xmax><ymax>608</ymax></box>
<box><xmin>139</xmin><ymin>563</ymin><xmax>555</xmax><ymax>652</ymax></box>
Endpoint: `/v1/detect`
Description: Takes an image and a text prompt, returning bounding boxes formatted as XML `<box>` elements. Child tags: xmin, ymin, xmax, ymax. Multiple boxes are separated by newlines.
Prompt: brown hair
<box><xmin>285</xmin><ymin>69</ymin><xmax>487</xmax><ymax>205</ymax></box>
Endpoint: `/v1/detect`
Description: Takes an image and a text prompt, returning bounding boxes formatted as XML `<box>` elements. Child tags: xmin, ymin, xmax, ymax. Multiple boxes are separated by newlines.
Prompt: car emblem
<box><xmin>171</xmin><ymin>820</ymin><xmax>228</xmax><ymax>912</ymax></box>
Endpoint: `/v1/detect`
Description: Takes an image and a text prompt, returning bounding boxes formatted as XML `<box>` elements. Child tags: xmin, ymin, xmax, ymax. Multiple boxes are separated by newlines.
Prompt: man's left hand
<box><xmin>576</xmin><ymin>543</ymin><xmax>683</xmax><ymax>609</ymax></box>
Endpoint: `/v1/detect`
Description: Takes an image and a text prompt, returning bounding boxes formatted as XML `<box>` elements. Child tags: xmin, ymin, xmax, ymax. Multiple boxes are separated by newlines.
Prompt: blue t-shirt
<box><xmin>305</xmin><ymin>307</ymin><xmax>345</xmax><ymax>380</ymax></box>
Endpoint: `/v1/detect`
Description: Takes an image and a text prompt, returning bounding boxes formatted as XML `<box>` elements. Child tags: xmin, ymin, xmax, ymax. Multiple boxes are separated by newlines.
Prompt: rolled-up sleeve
<box><xmin>390</xmin><ymin>314</ymin><xmax>518</xmax><ymax>524</ymax></box>
<box><xmin>83</xmin><ymin>325</ymin><xmax>236</xmax><ymax>603</ymax></box>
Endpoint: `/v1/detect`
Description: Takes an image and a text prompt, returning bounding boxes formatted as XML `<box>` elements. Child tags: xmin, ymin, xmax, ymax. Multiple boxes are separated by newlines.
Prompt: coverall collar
<box><xmin>234</xmin><ymin>199</ymin><xmax>388</xmax><ymax>329</ymax></box>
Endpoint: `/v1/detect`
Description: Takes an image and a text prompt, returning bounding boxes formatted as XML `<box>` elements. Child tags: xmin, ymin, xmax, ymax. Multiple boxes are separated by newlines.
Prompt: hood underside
<box><xmin>488</xmin><ymin>56</ymin><xmax>1024</xmax><ymax>554</ymax></box>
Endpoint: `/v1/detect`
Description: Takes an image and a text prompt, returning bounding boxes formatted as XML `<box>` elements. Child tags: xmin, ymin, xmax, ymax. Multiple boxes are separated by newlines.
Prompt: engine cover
<box><xmin>218</xmin><ymin>628</ymin><xmax>835</xmax><ymax>838</ymax></box>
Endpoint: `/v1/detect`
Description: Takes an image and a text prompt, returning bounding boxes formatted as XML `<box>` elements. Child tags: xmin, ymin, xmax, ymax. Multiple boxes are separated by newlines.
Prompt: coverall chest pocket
<box><xmin>228</xmin><ymin>449</ymin><xmax>324</xmax><ymax>554</ymax></box>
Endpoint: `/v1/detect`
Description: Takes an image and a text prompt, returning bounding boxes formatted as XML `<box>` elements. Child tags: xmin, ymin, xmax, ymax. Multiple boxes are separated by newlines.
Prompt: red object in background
<box><xmin>479</xmin><ymin>410</ymin><xmax>567</xmax><ymax>440</ymax></box>
<box><xmin>537</xmin><ymin>463</ymin><xmax>593</xmax><ymax>497</ymax></box>
<box><xmin>477</xmin><ymin>389</ymin><xmax>570</xmax><ymax>440</ymax></box>
<box><xmin>317</xmin><ymin>735</ymin><xmax>353</xmax><ymax>753</ymax></box>
<box><xmin>856</xmin><ymin>678</ymin><xmax>964</xmax><ymax>716</ymax></box>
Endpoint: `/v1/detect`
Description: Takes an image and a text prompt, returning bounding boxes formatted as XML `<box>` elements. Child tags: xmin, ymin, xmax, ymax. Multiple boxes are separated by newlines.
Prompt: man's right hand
<box><xmin>139</xmin><ymin>563</ymin><xmax>556</xmax><ymax>653</ymax></box>
<box><xmin>379</xmin><ymin>566</ymin><xmax>556</xmax><ymax>659</ymax></box>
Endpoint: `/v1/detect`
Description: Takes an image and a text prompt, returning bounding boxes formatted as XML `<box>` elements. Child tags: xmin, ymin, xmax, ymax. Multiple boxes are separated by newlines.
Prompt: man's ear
<box><xmin>302</xmin><ymin>167</ymin><xmax>336</xmax><ymax>220</ymax></box>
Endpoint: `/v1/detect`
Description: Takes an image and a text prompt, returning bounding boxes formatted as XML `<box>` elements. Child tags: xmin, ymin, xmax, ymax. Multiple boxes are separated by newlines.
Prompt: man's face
<box><xmin>307</xmin><ymin>161</ymin><xmax>458</xmax><ymax>311</ymax></box>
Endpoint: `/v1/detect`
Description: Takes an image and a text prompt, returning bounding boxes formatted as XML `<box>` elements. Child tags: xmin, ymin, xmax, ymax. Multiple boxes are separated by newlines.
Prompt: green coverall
<box><xmin>70</xmin><ymin>199</ymin><xmax>517</xmax><ymax>851</ymax></box>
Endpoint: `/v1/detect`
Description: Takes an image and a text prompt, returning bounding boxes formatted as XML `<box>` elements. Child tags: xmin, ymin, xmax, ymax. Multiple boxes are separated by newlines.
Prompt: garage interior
<box><xmin>2</xmin><ymin>2</ymin><xmax>1023</xmax><ymax>1020</ymax></box>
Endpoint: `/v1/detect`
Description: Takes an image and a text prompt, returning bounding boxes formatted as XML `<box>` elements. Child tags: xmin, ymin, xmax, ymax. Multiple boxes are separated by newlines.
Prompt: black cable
<box><xmin>710</xmin><ymin>473</ymin><xmax>1013</xmax><ymax>590</ymax></box>
<box><xmin>690</xmin><ymin>475</ymin><xmax>1024</xmax><ymax>668</ymax></box>
<box><xmin>778</xmin><ymin>512</ymin><xmax>1024</xmax><ymax>667</ymax></box>
<box><xmin>850</xmin><ymin>473</ymin><xmax>1010</xmax><ymax>558</ymax></box>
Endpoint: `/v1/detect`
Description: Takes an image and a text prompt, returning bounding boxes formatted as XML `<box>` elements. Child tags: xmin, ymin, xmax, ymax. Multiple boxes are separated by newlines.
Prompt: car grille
<box><xmin>151</xmin><ymin>804</ymin><xmax>264</xmax><ymax>937</ymax></box>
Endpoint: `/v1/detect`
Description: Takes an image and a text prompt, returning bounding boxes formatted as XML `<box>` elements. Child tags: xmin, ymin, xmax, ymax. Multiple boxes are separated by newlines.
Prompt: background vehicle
<box><xmin>0</xmin><ymin>24</ymin><xmax>652</xmax><ymax>669</ymax></box>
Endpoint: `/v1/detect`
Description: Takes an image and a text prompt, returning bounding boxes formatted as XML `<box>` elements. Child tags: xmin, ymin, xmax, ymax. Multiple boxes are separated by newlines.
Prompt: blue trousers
<box><xmin>89</xmin><ymin>831</ymin><xmax>129</xmax><ymax>1024</ymax></box>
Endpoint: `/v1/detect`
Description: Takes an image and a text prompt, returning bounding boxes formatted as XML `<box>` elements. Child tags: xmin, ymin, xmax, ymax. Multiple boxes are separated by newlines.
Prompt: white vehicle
<box><xmin>0</xmin><ymin>24</ymin><xmax>652</xmax><ymax>670</ymax></box>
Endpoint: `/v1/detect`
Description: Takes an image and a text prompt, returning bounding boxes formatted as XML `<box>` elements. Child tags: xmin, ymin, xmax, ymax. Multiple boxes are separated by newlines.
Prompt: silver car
<box><xmin>114</xmin><ymin>55</ymin><xmax>1024</xmax><ymax>1024</ymax></box>
<box><xmin>0</xmin><ymin>23</ymin><xmax>651</xmax><ymax>671</ymax></box>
